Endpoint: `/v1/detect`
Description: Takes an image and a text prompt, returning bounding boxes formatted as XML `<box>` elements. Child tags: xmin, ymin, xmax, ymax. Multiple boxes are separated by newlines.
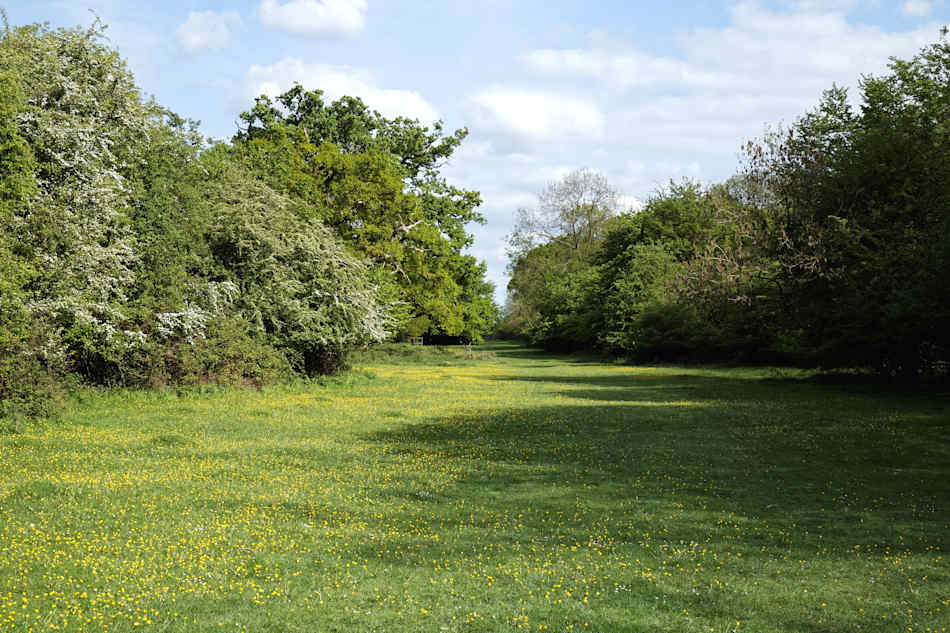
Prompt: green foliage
<box><xmin>234</xmin><ymin>85</ymin><xmax>495</xmax><ymax>341</ymax></box>
<box><xmin>1</xmin><ymin>20</ymin><xmax>152</xmax><ymax>382</ymax></box>
<box><xmin>139</xmin><ymin>314</ymin><xmax>293</xmax><ymax>388</ymax></box>
<box><xmin>505</xmin><ymin>38</ymin><xmax>950</xmax><ymax>376</ymax></box>
<box><xmin>126</xmin><ymin>111</ymin><xmax>213</xmax><ymax>314</ymax></box>
<box><xmin>745</xmin><ymin>39</ymin><xmax>950</xmax><ymax>375</ymax></box>
<box><xmin>598</xmin><ymin>180</ymin><xmax>715</xmax><ymax>264</ymax></box>
<box><xmin>452</xmin><ymin>256</ymin><xmax>500</xmax><ymax>342</ymax></box>
<box><xmin>503</xmin><ymin>170</ymin><xmax>621</xmax><ymax>347</ymax></box>
<box><xmin>201</xmin><ymin>146</ymin><xmax>390</xmax><ymax>374</ymax></box>
<box><xmin>3</xmin><ymin>19</ymin><xmax>444</xmax><ymax>424</ymax></box>
<box><xmin>0</xmin><ymin>70</ymin><xmax>34</xmax><ymax>204</ymax></box>
<box><xmin>507</xmin><ymin>178</ymin><xmax>770</xmax><ymax>360</ymax></box>
<box><xmin>590</xmin><ymin>182</ymin><xmax>770</xmax><ymax>361</ymax></box>
<box><xmin>523</xmin><ymin>264</ymin><xmax>600</xmax><ymax>351</ymax></box>
<box><xmin>596</xmin><ymin>242</ymin><xmax>679</xmax><ymax>355</ymax></box>
<box><xmin>350</xmin><ymin>341</ymin><xmax>496</xmax><ymax>365</ymax></box>
<box><xmin>503</xmin><ymin>240</ymin><xmax>588</xmax><ymax>348</ymax></box>
<box><xmin>0</xmin><ymin>38</ymin><xmax>58</xmax><ymax>423</ymax></box>
<box><xmin>236</xmin><ymin>85</ymin><xmax>470</xmax><ymax>185</ymax></box>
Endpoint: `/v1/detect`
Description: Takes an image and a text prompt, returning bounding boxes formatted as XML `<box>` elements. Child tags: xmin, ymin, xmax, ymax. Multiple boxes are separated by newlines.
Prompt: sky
<box><xmin>4</xmin><ymin>0</ymin><xmax>947</xmax><ymax>303</ymax></box>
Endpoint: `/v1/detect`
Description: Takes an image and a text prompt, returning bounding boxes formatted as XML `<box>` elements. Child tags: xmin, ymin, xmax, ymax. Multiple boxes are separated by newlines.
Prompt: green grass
<box><xmin>1</xmin><ymin>342</ymin><xmax>948</xmax><ymax>632</ymax></box>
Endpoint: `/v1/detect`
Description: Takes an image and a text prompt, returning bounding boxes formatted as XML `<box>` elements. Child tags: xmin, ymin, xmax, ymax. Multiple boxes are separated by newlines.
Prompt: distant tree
<box><xmin>508</xmin><ymin>168</ymin><xmax>619</xmax><ymax>262</ymax></box>
<box><xmin>503</xmin><ymin>37</ymin><xmax>950</xmax><ymax>373</ymax></box>
<box><xmin>503</xmin><ymin>170</ymin><xmax>621</xmax><ymax>348</ymax></box>
<box><xmin>452</xmin><ymin>256</ymin><xmax>500</xmax><ymax>342</ymax></box>
<box><xmin>590</xmin><ymin>182</ymin><xmax>717</xmax><ymax>358</ymax></box>
<box><xmin>502</xmin><ymin>240</ymin><xmax>599</xmax><ymax>349</ymax></box>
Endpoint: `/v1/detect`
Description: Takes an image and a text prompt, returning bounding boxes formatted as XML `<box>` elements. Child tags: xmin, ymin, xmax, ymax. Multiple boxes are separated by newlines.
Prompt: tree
<box><xmin>502</xmin><ymin>37</ymin><xmax>950</xmax><ymax>373</ymax></box>
<box><xmin>591</xmin><ymin>182</ymin><xmax>720</xmax><ymax>359</ymax></box>
<box><xmin>450</xmin><ymin>256</ymin><xmax>499</xmax><ymax>343</ymax></box>
<box><xmin>235</xmin><ymin>85</ymin><xmax>483</xmax><ymax>249</ymax></box>
<box><xmin>503</xmin><ymin>170</ymin><xmax>621</xmax><ymax>347</ymax></box>
<box><xmin>0</xmin><ymin>49</ymin><xmax>54</xmax><ymax>422</ymax></box>
<box><xmin>199</xmin><ymin>147</ymin><xmax>390</xmax><ymax>374</ymax></box>
<box><xmin>1</xmin><ymin>19</ymin><xmax>398</xmax><ymax>401</ymax></box>
<box><xmin>508</xmin><ymin>168</ymin><xmax>619</xmax><ymax>261</ymax></box>
<box><xmin>1</xmin><ymin>20</ymin><xmax>154</xmax><ymax>381</ymax></box>
<box><xmin>503</xmin><ymin>240</ymin><xmax>599</xmax><ymax>349</ymax></box>
<box><xmin>743</xmin><ymin>36</ymin><xmax>950</xmax><ymax>375</ymax></box>
<box><xmin>234</xmin><ymin>85</ymin><xmax>495</xmax><ymax>340</ymax></box>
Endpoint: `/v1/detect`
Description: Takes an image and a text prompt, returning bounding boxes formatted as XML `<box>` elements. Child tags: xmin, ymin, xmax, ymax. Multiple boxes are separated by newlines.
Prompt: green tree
<box><xmin>508</xmin><ymin>168</ymin><xmax>619</xmax><ymax>261</ymax></box>
<box><xmin>200</xmin><ymin>147</ymin><xmax>390</xmax><ymax>374</ymax></box>
<box><xmin>0</xmin><ymin>55</ymin><xmax>54</xmax><ymax>422</ymax></box>
<box><xmin>234</xmin><ymin>85</ymin><xmax>494</xmax><ymax>340</ymax></box>
<box><xmin>0</xmin><ymin>20</ymin><xmax>153</xmax><ymax>382</ymax></box>
<box><xmin>453</xmin><ymin>256</ymin><xmax>499</xmax><ymax>342</ymax></box>
<box><xmin>744</xmin><ymin>37</ymin><xmax>950</xmax><ymax>375</ymax></box>
<box><xmin>1</xmin><ymin>19</ymin><xmax>397</xmax><ymax>398</ymax></box>
<box><xmin>503</xmin><ymin>169</ymin><xmax>620</xmax><ymax>346</ymax></box>
<box><xmin>589</xmin><ymin>182</ymin><xmax>716</xmax><ymax>359</ymax></box>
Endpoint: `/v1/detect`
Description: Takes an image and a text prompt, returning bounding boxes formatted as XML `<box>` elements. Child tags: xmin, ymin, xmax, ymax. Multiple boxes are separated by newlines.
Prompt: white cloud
<box><xmin>462</xmin><ymin>3</ymin><xmax>940</xmax><ymax>301</ymax></box>
<box><xmin>245</xmin><ymin>58</ymin><xmax>439</xmax><ymax>121</ymax></box>
<box><xmin>464</xmin><ymin>223</ymin><xmax>512</xmax><ymax>293</ymax></box>
<box><xmin>512</xmin><ymin>3</ymin><xmax>938</xmax><ymax>162</ymax></box>
<box><xmin>788</xmin><ymin>0</ymin><xmax>862</xmax><ymax>11</ymax></box>
<box><xmin>616</xmin><ymin>195</ymin><xmax>645</xmax><ymax>213</ymax></box>
<box><xmin>520</xmin><ymin>47</ymin><xmax>727</xmax><ymax>91</ymax></box>
<box><xmin>901</xmin><ymin>0</ymin><xmax>933</xmax><ymax>15</ymax></box>
<box><xmin>176</xmin><ymin>10</ymin><xmax>241</xmax><ymax>53</ymax></box>
<box><xmin>523</xmin><ymin>4</ymin><xmax>935</xmax><ymax>97</ymax></box>
<box><xmin>683</xmin><ymin>3</ymin><xmax>935</xmax><ymax>81</ymax></box>
<box><xmin>467</xmin><ymin>87</ymin><xmax>605</xmax><ymax>145</ymax></box>
<box><xmin>258</xmin><ymin>0</ymin><xmax>367</xmax><ymax>37</ymax></box>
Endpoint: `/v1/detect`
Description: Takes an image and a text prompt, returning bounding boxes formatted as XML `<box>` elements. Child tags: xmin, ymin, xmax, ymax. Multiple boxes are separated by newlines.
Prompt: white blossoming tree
<box><xmin>1</xmin><ymin>18</ymin><xmax>392</xmax><ymax>408</ymax></box>
<box><xmin>2</xmin><ymin>20</ymin><xmax>152</xmax><ymax>380</ymax></box>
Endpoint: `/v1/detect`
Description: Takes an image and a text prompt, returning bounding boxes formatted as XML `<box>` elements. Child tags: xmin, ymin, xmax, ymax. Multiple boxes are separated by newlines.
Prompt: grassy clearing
<box><xmin>0</xmin><ymin>342</ymin><xmax>948</xmax><ymax>632</ymax></box>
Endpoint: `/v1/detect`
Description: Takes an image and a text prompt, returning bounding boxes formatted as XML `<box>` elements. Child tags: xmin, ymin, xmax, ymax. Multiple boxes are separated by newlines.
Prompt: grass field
<box><xmin>1</xmin><ymin>342</ymin><xmax>948</xmax><ymax>632</ymax></box>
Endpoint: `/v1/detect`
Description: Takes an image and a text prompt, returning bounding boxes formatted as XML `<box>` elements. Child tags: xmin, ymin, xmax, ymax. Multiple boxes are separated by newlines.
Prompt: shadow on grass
<box><xmin>486</xmin><ymin>373</ymin><xmax>740</xmax><ymax>403</ymax></box>
<box><xmin>485</xmin><ymin>369</ymin><xmax>950</xmax><ymax>404</ymax></box>
<box><xmin>353</xmin><ymin>376</ymin><xmax>950</xmax><ymax>631</ymax></box>
<box><xmin>363</xmin><ymin>373</ymin><xmax>950</xmax><ymax>545</ymax></box>
<box><xmin>118</xmin><ymin>367</ymin><xmax>947</xmax><ymax>632</ymax></box>
<box><xmin>479</xmin><ymin>341</ymin><xmax>609</xmax><ymax>365</ymax></box>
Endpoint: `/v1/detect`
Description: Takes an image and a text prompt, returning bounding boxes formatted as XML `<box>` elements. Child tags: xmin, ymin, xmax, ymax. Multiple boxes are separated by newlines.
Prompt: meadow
<box><xmin>0</xmin><ymin>343</ymin><xmax>947</xmax><ymax>633</ymax></box>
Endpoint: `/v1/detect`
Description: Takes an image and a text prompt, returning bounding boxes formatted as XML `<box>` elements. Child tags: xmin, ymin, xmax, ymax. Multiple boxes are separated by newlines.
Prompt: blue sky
<box><xmin>4</xmin><ymin>0</ymin><xmax>947</xmax><ymax>302</ymax></box>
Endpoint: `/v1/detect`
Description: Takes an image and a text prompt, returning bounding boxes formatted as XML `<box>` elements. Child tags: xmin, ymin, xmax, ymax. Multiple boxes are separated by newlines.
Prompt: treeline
<box><xmin>0</xmin><ymin>21</ymin><xmax>497</xmax><ymax>422</ymax></box>
<box><xmin>501</xmin><ymin>38</ymin><xmax>950</xmax><ymax>378</ymax></box>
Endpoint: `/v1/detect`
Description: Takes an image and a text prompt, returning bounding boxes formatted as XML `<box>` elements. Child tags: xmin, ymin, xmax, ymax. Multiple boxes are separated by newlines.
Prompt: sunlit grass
<box><xmin>1</xmin><ymin>342</ymin><xmax>947</xmax><ymax>632</ymax></box>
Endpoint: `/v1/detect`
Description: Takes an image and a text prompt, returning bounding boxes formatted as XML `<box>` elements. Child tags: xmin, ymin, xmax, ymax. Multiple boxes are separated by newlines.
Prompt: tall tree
<box><xmin>1</xmin><ymin>19</ymin><xmax>396</xmax><ymax>399</ymax></box>
<box><xmin>503</xmin><ymin>170</ymin><xmax>620</xmax><ymax>349</ymax></box>
<box><xmin>235</xmin><ymin>85</ymin><xmax>482</xmax><ymax>248</ymax></box>
<box><xmin>0</xmin><ymin>50</ymin><xmax>51</xmax><ymax>420</ymax></box>
<box><xmin>508</xmin><ymin>168</ymin><xmax>619</xmax><ymax>261</ymax></box>
<box><xmin>234</xmin><ymin>85</ymin><xmax>495</xmax><ymax>340</ymax></box>
<box><xmin>1</xmin><ymin>20</ymin><xmax>154</xmax><ymax>380</ymax></box>
<box><xmin>744</xmin><ymin>37</ymin><xmax>950</xmax><ymax>375</ymax></box>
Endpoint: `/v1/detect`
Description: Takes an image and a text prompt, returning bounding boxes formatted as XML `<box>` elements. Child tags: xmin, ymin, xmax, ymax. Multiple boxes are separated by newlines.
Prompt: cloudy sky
<box><xmin>5</xmin><ymin>0</ymin><xmax>946</xmax><ymax>302</ymax></box>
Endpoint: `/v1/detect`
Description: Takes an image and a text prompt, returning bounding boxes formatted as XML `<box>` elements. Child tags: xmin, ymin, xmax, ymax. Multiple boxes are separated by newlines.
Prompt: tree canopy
<box><xmin>502</xmin><ymin>36</ymin><xmax>950</xmax><ymax>377</ymax></box>
<box><xmin>0</xmin><ymin>19</ymin><xmax>497</xmax><ymax>424</ymax></box>
<box><xmin>233</xmin><ymin>85</ymin><xmax>495</xmax><ymax>339</ymax></box>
